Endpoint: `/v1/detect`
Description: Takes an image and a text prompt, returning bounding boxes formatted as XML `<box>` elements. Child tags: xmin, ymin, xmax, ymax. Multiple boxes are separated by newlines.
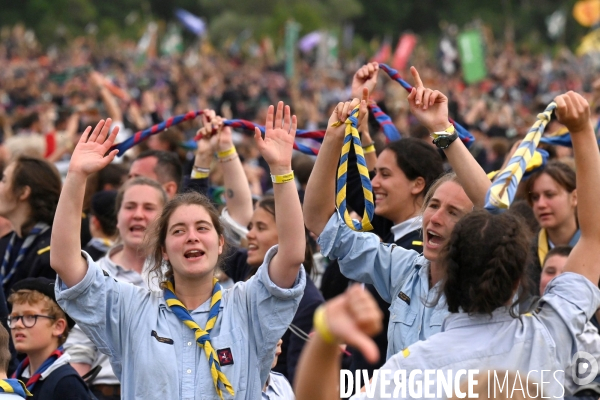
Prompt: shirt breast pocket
<box><xmin>209</xmin><ymin>327</ymin><xmax>247</xmax><ymax>399</ymax></box>
<box><xmin>388</xmin><ymin>299</ymin><xmax>417</xmax><ymax>354</ymax></box>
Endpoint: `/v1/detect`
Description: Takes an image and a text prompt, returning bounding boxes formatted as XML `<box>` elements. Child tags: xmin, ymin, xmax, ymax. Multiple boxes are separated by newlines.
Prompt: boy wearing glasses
<box><xmin>7</xmin><ymin>278</ymin><xmax>90</xmax><ymax>399</ymax></box>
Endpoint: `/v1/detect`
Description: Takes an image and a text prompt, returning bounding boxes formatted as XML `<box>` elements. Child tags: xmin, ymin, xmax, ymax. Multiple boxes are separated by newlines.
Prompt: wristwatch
<box><xmin>431</xmin><ymin>125</ymin><xmax>459</xmax><ymax>149</ymax></box>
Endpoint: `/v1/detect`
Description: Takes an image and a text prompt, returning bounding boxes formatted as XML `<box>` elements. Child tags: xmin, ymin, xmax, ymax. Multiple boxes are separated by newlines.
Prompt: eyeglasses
<box><xmin>7</xmin><ymin>315</ymin><xmax>55</xmax><ymax>329</ymax></box>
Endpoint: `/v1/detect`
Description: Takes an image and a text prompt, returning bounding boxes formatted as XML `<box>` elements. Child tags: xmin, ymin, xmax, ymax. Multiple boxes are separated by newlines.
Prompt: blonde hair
<box><xmin>7</xmin><ymin>289</ymin><xmax>70</xmax><ymax>345</ymax></box>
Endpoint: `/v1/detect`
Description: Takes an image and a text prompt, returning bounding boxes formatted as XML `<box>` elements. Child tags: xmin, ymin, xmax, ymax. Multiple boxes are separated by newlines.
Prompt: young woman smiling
<box><xmin>50</xmin><ymin>104</ymin><xmax>306</xmax><ymax>399</ymax></box>
<box><xmin>192</xmin><ymin>111</ymin><xmax>324</xmax><ymax>386</ymax></box>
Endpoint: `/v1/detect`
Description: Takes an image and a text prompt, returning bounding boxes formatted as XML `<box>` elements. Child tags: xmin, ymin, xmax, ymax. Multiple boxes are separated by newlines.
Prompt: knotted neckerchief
<box><xmin>163</xmin><ymin>279</ymin><xmax>234</xmax><ymax>400</ymax></box>
<box><xmin>378</xmin><ymin>63</ymin><xmax>475</xmax><ymax>148</ymax></box>
<box><xmin>0</xmin><ymin>379</ymin><xmax>31</xmax><ymax>398</ymax></box>
<box><xmin>334</xmin><ymin>105</ymin><xmax>375</xmax><ymax>231</ymax></box>
<box><xmin>537</xmin><ymin>228</ymin><xmax>581</xmax><ymax>267</ymax></box>
<box><xmin>13</xmin><ymin>347</ymin><xmax>63</xmax><ymax>392</ymax></box>
<box><xmin>484</xmin><ymin>102</ymin><xmax>556</xmax><ymax>213</ymax></box>
<box><xmin>110</xmin><ymin>110</ymin><xmax>325</xmax><ymax>157</ymax></box>
<box><xmin>1</xmin><ymin>222</ymin><xmax>50</xmax><ymax>286</ymax></box>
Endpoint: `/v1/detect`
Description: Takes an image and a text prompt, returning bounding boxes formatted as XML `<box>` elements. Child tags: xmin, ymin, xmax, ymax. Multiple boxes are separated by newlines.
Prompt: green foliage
<box><xmin>0</xmin><ymin>0</ymin><xmax>589</xmax><ymax>51</ymax></box>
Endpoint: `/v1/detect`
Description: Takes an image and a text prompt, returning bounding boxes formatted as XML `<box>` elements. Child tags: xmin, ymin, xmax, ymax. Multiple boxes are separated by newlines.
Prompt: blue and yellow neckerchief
<box><xmin>1</xmin><ymin>222</ymin><xmax>50</xmax><ymax>286</ymax></box>
<box><xmin>334</xmin><ymin>105</ymin><xmax>375</xmax><ymax>231</ymax></box>
<box><xmin>537</xmin><ymin>228</ymin><xmax>581</xmax><ymax>267</ymax></box>
<box><xmin>484</xmin><ymin>102</ymin><xmax>556</xmax><ymax>213</ymax></box>
<box><xmin>164</xmin><ymin>278</ymin><xmax>234</xmax><ymax>400</ymax></box>
<box><xmin>0</xmin><ymin>379</ymin><xmax>31</xmax><ymax>397</ymax></box>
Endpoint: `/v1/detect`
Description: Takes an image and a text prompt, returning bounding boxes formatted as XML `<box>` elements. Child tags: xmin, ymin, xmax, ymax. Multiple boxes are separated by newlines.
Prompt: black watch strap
<box><xmin>432</xmin><ymin>132</ymin><xmax>459</xmax><ymax>149</ymax></box>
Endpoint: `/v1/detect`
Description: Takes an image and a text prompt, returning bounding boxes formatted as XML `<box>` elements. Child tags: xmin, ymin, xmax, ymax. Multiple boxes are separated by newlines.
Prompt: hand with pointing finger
<box><xmin>407</xmin><ymin>66</ymin><xmax>451</xmax><ymax>133</ymax></box>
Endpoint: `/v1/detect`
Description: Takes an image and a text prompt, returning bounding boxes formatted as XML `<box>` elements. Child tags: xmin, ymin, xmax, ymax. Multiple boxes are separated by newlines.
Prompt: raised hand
<box><xmin>322</xmin><ymin>285</ymin><xmax>383</xmax><ymax>363</ymax></box>
<box><xmin>69</xmin><ymin>119</ymin><xmax>119</xmax><ymax>177</ymax></box>
<box><xmin>554</xmin><ymin>91</ymin><xmax>592</xmax><ymax>134</ymax></box>
<box><xmin>255</xmin><ymin>101</ymin><xmax>297</xmax><ymax>175</ymax></box>
<box><xmin>407</xmin><ymin>66</ymin><xmax>451</xmax><ymax>132</ymax></box>
<box><xmin>325</xmin><ymin>98</ymin><xmax>363</xmax><ymax>139</ymax></box>
<box><xmin>211</xmin><ymin>116</ymin><xmax>234</xmax><ymax>152</ymax></box>
<box><xmin>351</xmin><ymin>62</ymin><xmax>379</xmax><ymax>99</ymax></box>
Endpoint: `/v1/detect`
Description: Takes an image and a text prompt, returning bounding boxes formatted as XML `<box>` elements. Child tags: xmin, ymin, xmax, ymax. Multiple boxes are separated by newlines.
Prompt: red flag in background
<box><xmin>392</xmin><ymin>34</ymin><xmax>417</xmax><ymax>70</ymax></box>
<box><xmin>371</xmin><ymin>36</ymin><xmax>392</xmax><ymax>64</ymax></box>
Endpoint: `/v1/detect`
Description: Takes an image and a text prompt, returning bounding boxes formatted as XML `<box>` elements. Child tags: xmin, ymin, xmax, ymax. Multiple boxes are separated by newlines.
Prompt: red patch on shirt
<box><xmin>217</xmin><ymin>348</ymin><xmax>234</xmax><ymax>366</ymax></box>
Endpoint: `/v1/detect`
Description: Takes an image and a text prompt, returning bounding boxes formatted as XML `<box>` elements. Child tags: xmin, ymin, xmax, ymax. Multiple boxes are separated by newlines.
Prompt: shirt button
<box><xmin>187</xmin><ymin>369</ymin><xmax>192</xmax><ymax>374</ymax></box>
<box><xmin>188</xmin><ymin>342</ymin><xmax>192</xmax><ymax>346</ymax></box>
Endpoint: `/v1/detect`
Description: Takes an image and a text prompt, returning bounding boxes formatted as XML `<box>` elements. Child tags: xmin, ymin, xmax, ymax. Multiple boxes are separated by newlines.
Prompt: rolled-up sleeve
<box><xmin>233</xmin><ymin>245</ymin><xmax>306</xmax><ymax>385</ymax></box>
<box><xmin>55</xmin><ymin>251</ymin><xmax>146</xmax><ymax>375</ymax></box>
<box><xmin>317</xmin><ymin>212</ymin><xmax>419</xmax><ymax>303</ymax></box>
<box><xmin>539</xmin><ymin>273</ymin><xmax>600</xmax><ymax>368</ymax></box>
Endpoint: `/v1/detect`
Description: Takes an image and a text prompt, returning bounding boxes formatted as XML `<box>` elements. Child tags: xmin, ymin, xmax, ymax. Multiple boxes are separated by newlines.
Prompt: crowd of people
<box><xmin>0</xmin><ymin>21</ymin><xmax>599</xmax><ymax>400</ymax></box>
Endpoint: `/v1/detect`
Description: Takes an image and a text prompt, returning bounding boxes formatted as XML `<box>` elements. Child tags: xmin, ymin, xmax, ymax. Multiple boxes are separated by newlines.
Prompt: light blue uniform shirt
<box><xmin>351</xmin><ymin>273</ymin><xmax>600</xmax><ymax>399</ymax></box>
<box><xmin>262</xmin><ymin>371</ymin><xmax>295</xmax><ymax>399</ymax></box>
<box><xmin>318</xmin><ymin>212</ymin><xmax>447</xmax><ymax>359</ymax></box>
<box><xmin>55</xmin><ymin>245</ymin><xmax>306</xmax><ymax>400</ymax></box>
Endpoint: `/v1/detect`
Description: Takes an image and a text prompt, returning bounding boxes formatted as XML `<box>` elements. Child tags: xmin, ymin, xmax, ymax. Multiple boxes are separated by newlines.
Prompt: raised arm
<box><xmin>211</xmin><ymin>115</ymin><xmax>254</xmax><ymax>227</ymax></box>
<box><xmin>255</xmin><ymin>102</ymin><xmax>304</xmax><ymax>288</ymax></box>
<box><xmin>295</xmin><ymin>285</ymin><xmax>382</xmax><ymax>400</ymax></box>
<box><xmin>50</xmin><ymin>119</ymin><xmax>119</xmax><ymax>287</ymax></box>
<box><xmin>408</xmin><ymin>66</ymin><xmax>491</xmax><ymax>208</ymax></box>
<box><xmin>351</xmin><ymin>63</ymin><xmax>380</xmax><ymax>170</ymax></box>
<box><xmin>90</xmin><ymin>72</ymin><xmax>123</xmax><ymax>122</ymax></box>
<box><xmin>558</xmin><ymin>92</ymin><xmax>600</xmax><ymax>285</ymax></box>
<box><xmin>303</xmin><ymin>98</ymin><xmax>363</xmax><ymax>236</ymax></box>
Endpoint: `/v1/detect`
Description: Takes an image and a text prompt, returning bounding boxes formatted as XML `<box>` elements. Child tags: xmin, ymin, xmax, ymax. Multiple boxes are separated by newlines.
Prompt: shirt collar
<box><xmin>443</xmin><ymin>307</ymin><xmax>515</xmax><ymax>331</ymax></box>
<box><xmin>391</xmin><ymin>216</ymin><xmax>422</xmax><ymax>242</ymax></box>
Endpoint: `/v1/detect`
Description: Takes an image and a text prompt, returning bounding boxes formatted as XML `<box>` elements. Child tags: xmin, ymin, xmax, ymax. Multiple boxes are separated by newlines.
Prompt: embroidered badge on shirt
<box><xmin>151</xmin><ymin>330</ymin><xmax>174</xmax><ymax>345</ymax></box>
<box><xmin>398</xmin><ymin>291</ymin><xmax>411</xmax><ymax>305</ymax></box>
<box><xmin>217</xmin><ymin>348</ymin><xmax>234</xmax><ymax>366</ymax></box>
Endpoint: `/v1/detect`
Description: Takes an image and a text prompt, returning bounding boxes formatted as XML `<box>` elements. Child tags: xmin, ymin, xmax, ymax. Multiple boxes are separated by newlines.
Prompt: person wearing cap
<box><xmin>82</xmin><ymin>190</ymin><xmax>118</xmax><ymax>261</ymax></box>
<box><xmin>7</xmin><ymin>278</ymin><xmax>90</xmax><ymax>399</ymax></box>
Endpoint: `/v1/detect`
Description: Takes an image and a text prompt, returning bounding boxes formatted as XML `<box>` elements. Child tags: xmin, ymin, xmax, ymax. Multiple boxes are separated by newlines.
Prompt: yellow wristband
<box><xmin>191</xmin><ymin>170</ymin><xmax>210</xmax><ymax>179</ymax></box>
<box><xmin>271</xmin><ymin>171</ymin><xmax>294</xmax><ymax>184</ymax></box>
<box><xmin>217</xmin><ymin>147</ymin><xmax>236</xmax><ymax>159</ymax></box>
<box><xmin>362</xmin><ymin>144</ymin><xmax>376</xmax><ymax>154</ymax></box>
<box><xmin>313</xmin><ymin>306</ymin><xmax>336</xmax><ymax>344</ymax></box>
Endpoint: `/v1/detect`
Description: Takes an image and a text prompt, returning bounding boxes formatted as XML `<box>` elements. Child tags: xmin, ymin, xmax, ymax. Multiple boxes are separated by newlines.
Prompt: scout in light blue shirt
<box><xmin>56</xmin><ymin>246</ymin><xmax>306</xmax><ymax>400</ymax></box>
<box><xmin>349</xmin><ymin>273</ymin><xmax>600</xmax><ymax>399</ymax></box>
<box><xmin>318</xmin><ymin>212</ymin><xmax>448</xmax><ymax>359</ymax></box>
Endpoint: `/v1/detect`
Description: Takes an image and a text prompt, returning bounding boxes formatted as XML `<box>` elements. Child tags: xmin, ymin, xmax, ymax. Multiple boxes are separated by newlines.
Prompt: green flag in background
<box><xmin>285</xmin><ymin>20</ymin><xmax>301</xmax><ymax>79</ymax></box>
<box><xmin>458</xmin><ymin>30</ymin><xmax>487</xmax><ymax>84</ymax></box>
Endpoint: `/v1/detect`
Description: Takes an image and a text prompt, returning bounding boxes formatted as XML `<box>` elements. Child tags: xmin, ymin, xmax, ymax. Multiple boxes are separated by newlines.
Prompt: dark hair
<box><xmin>0</xmin><ymin>324</ymin><xmax>10</xmax><ymax>373</ymax></box>
<box><xmin>524</xmin><ymin>161</ymin><xmax>576</xmax><ymax>206</ymax></box>
<box><xmin>256</xmin><ymin>196</ymin><xmax>314</xmax><ymax>276</ymax></box>
<box><xmin>90</xmin><ymin>191</ymin><xmax>118</xmax><ymax>237</ymax></box>
<box><xmin>292</xmin><ymin>155</ymin><xmax>314</xmax><ymax>187</ymax></box>
<box><xmin>383</xmin><ymin>138</ymin><xmax>444</xmax><ymax>198</ymax></box>
<box><xmin>9</xmin><ymin>156</ymin><xmax>62</xmax><ymax>232</ymax></box>
<box><xmin>135</xmin><ymin>150</ymin><xmax>183</xmax><ymax>192</ymax></box>
<box><xmin>98</xmin><ymin>163</ymin><xmax>128</xmax><ymax>191</ymax></box>
<box><xmin>144</xmin><ymin>192</ymin><xmax>227</xmax><ymax>287</ymax></box>
<box><xmin>543</xmin><ymin>245</ymin><xmax>572</xmax><ymax>266</ymax></box>
<box><xmin>442</xmin><ymin>210</ymin><xmax>531</xmax><ymax>316</ymax></box>
<box><xmin>115</xmin><ymin>177</ymin><xmax>168</xmax><ymax>214</ymax></box>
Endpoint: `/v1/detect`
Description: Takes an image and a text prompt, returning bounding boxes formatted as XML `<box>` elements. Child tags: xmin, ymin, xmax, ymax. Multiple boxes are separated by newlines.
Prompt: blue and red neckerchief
<box><xmin>12</xmin><ymin>347</ymin><xmax>64</xmax><ymax>392</ymax></box>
